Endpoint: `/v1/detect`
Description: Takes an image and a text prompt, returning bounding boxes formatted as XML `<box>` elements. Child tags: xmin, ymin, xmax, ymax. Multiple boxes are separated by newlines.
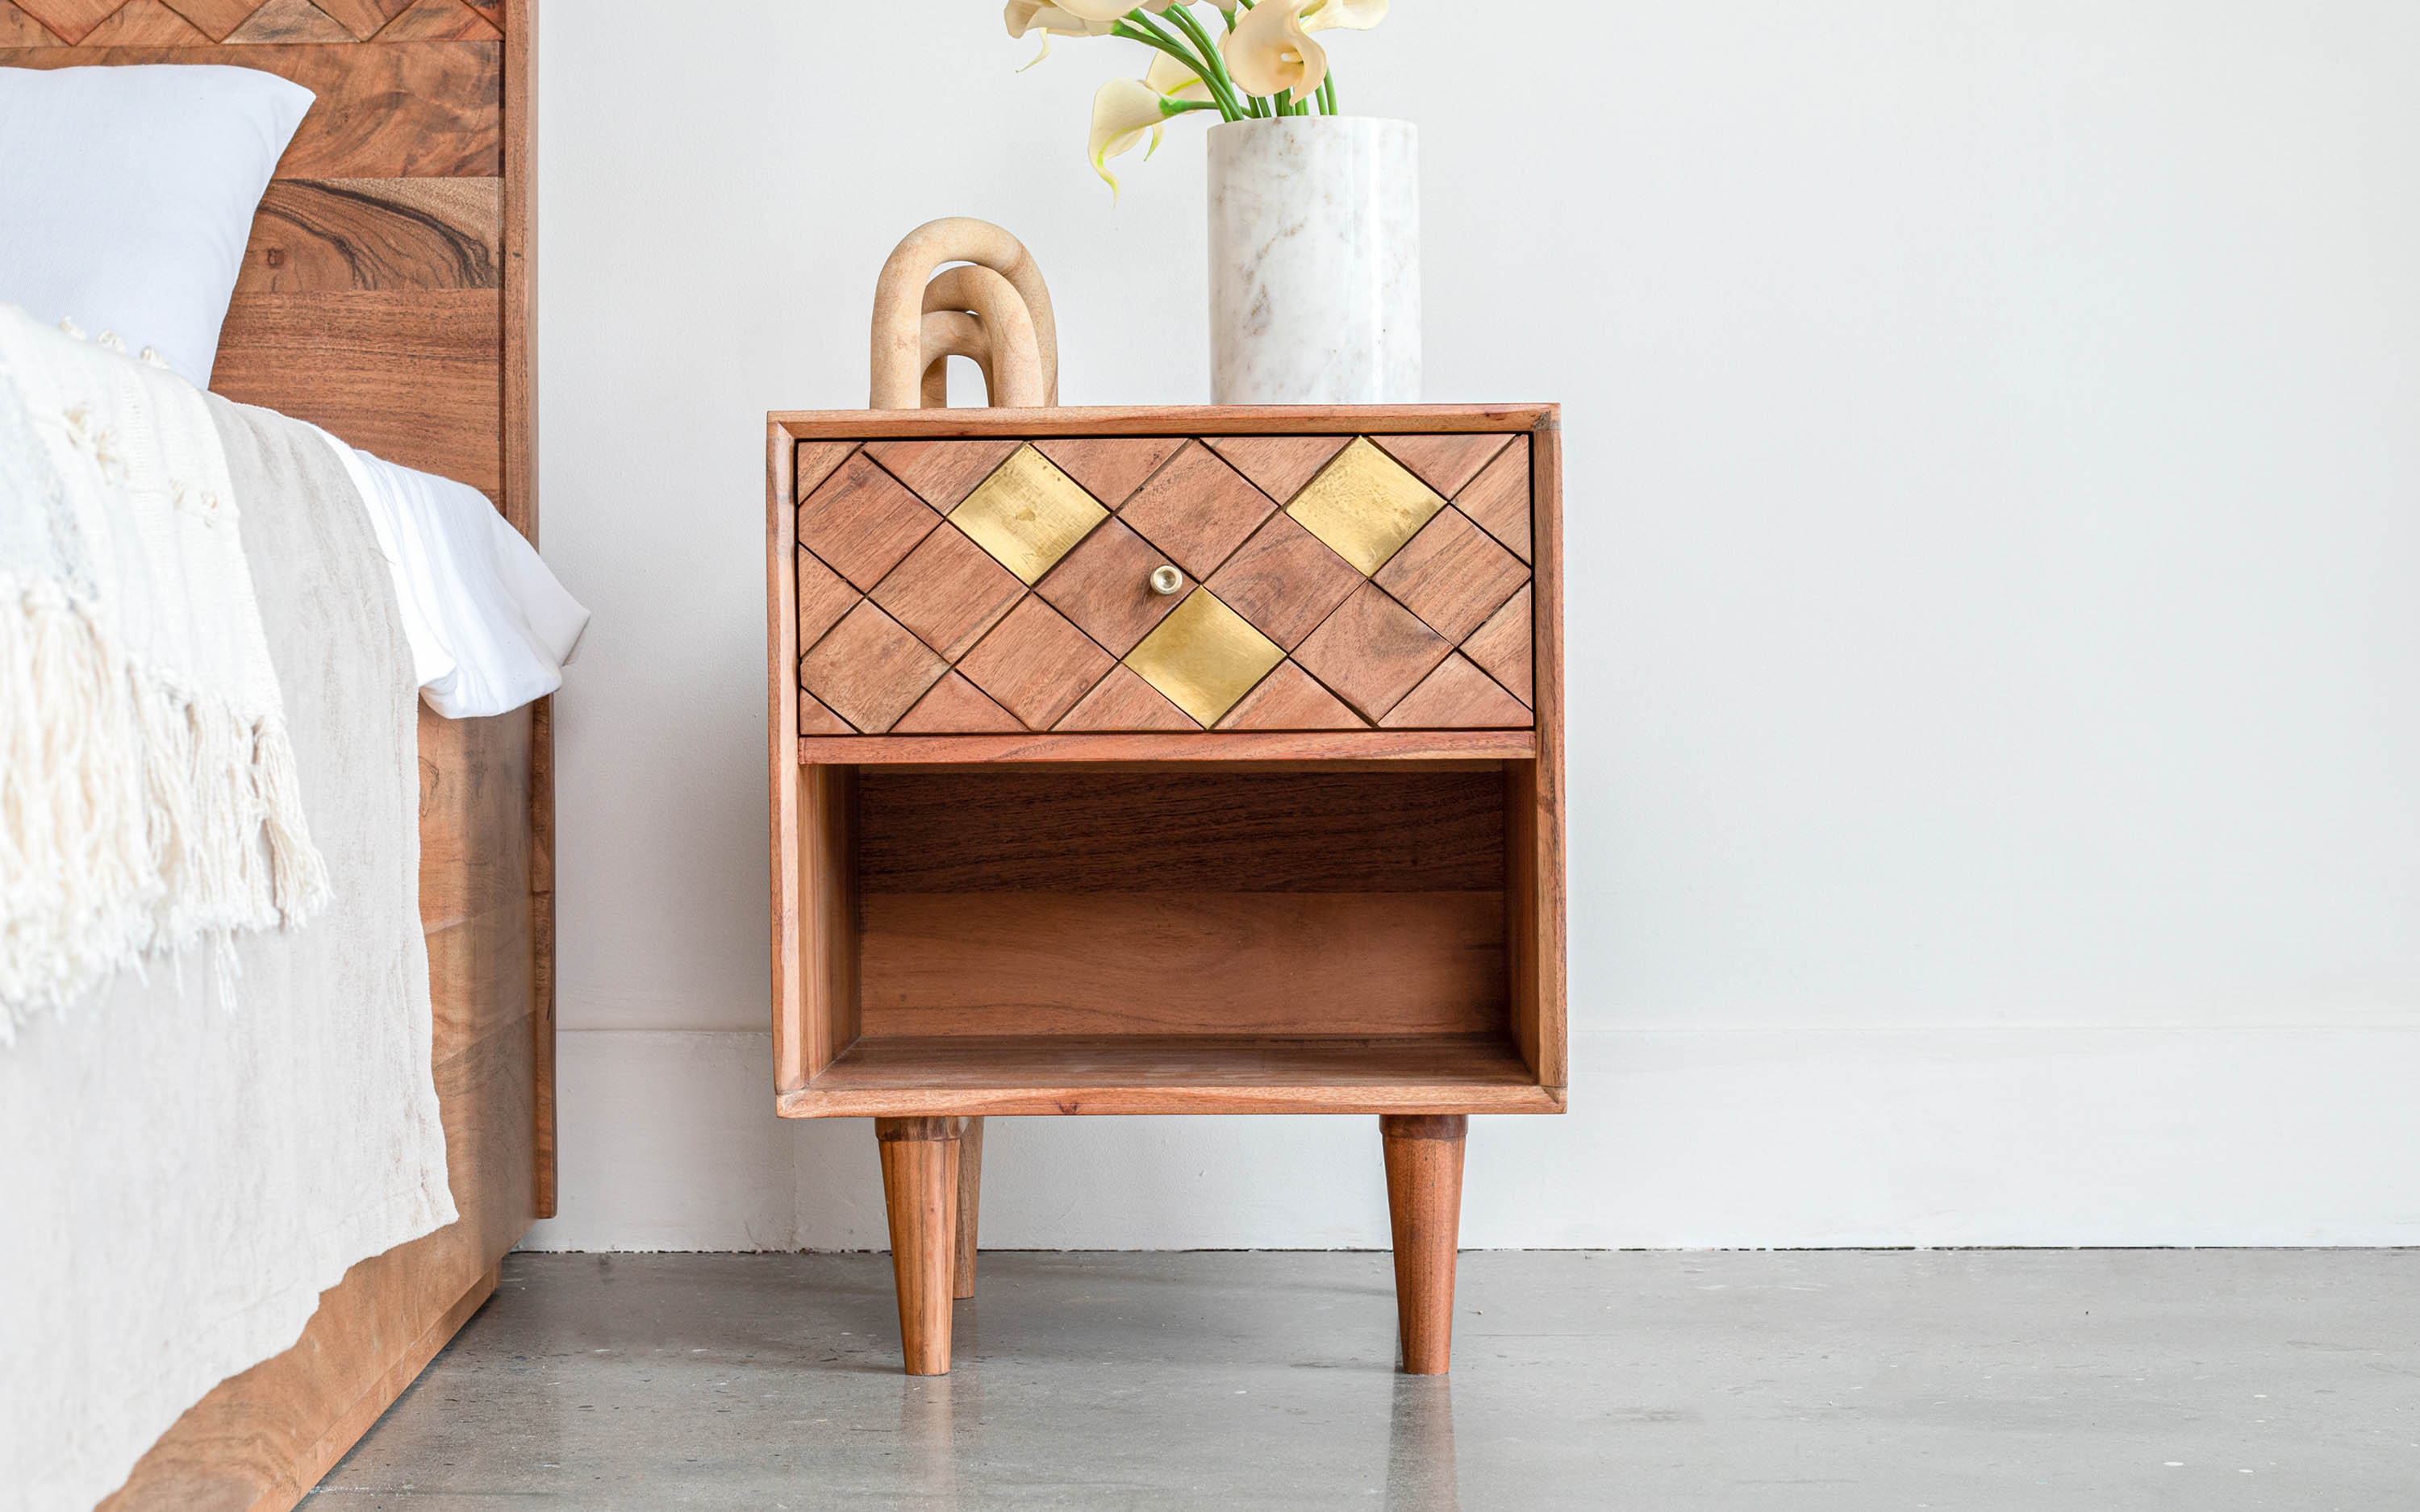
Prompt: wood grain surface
<box><xmin>211</xmin><ymin>289</ymin><xmax>502</xmax><ymax>490</ymax></box>
<box><xmin>855</xmin><ymin>769</ymin><xmax>1504</xmax><ymax>893</ymax></box>
<box><xmin>799</xmin><ymin>730</ymin><xmax>1537</xmax><ymax>763</ymax></box>
<box><xmin>1054</xmin><ymin>664</ymin><xmax>1195</xmax><ymax>731</ymax></box>
<box><xmin>892</xmin><ymin>670</ymin><xmax>1022</xmax><ymax>735</ymax></box>
<box><xmin>239</xmin><ymin>178</ymin><xmax>501</xmax><ymax>294</ymax></box>
<box><xmin>773</xmin><ymin>405</ymin><xmax>1555</xmax><ymax>441</ymax></box>
<box><xmin>1214</xmin><ymin>660</ymin><xmax>1362</xmax><ymax>730</ymax></box>
<box><xmin>951</xmin><ymin>1116</ymin><xmax>984</xmax><ymax>1300</ymax></box>
<box><xmin>874</xmin><ymin>1118</ymin><xmax>961</xmax><ymax>1376</ymax></box>
<box><xmin>1203</xmin><ymin>433</ymin><xmax>1351</xmax><ymax>499</ymax></box>
<box><xmin>1371</xmin><ymin>432</ymin><xmax>1513</xmax><ymax>498</ymax></box>
<box><xmin>1379</xmin><ymin>1113</ymin><xmax>1467</xmax><ymax>1374</ymax></box>
<box><xmin>1379</xmin><ymin>653</ymin><xmax>1533</xmax><ymax>731</ymax></box>
<box><xmin>781</xmin><ymin>1035</ymin><xmax>1560</xmax><ymax>1118</ymax></box>
<box><xmin>0</xmin><ymin>42</ymin><xmax>501</xmax><ymax>175</ymax></box>
<box><xmin>859</xmin><ymin>891</ymin><xmax>1507</xmax><ymax>1039</ymax></box>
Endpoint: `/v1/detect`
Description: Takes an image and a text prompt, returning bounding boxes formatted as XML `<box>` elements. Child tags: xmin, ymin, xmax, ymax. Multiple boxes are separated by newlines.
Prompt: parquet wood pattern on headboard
<box><xmin>0</xmin><ymin>0</ymin><xmax>528</xmax><ymax>528</ymax></box>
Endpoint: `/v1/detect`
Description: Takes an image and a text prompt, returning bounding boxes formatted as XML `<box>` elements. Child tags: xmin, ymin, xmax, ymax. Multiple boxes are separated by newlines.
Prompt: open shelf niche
<box><xmin>775</xmin><ymin>760</ymin><xmax>1560</xmax><ymax>1116</ymax></box>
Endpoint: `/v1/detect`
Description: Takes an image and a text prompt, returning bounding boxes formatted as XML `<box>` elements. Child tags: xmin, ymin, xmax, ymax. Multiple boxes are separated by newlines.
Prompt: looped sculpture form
<box><xmin>870</xmin><ymin>218</ymin><xmax>1058</xmax><ymax>410</ymax></box>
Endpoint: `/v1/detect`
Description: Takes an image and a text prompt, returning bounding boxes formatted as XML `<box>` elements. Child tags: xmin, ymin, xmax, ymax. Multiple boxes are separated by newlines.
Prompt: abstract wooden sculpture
<box><xmin>871</xmin><ymin>217</ymin><xmax>1057</xmax><ymax>410</ymax></box>
<box><xmin>770</xmin><ymin>223</ymin><xmax>1565</xmax><ymax>1379</ymax></box>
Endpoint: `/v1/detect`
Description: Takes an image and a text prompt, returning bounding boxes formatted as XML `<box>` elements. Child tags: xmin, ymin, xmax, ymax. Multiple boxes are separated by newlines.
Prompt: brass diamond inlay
<box><xmin>948</xmin><ymin>444</ymin><xmax>1108</xmax><ymax>585</ymax></box>
<box><xmin>1285</xmin><ymin>437</ymin><xmax>1447</xmax><ymax>576</ymax></box>
<box><xmin>1121</xmin><ymin>587</ymin><xmax>1285</xmax><ymax>727</ymax></box>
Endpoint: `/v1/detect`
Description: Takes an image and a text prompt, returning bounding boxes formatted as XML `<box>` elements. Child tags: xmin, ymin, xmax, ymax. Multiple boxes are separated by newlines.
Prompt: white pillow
<box><xmin>0</xmin><ymin>65</ymin><xmax>314</xmax><ymax>388</ymax></box>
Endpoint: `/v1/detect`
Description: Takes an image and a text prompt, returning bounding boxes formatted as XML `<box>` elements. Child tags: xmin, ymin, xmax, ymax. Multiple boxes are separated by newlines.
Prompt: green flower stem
<box><xmin>1163</xmin><ymin>3</ymin><xmax>1243</xmax><ymax>107</ymax></box>
<box><xmin>1109</xmin><ymin>18</ymin><xmax>1242</xmax><ymax>122</ymax></box>
<box><xmin>1318</xmin><ymin>73</ymin><xmax>1337</xmax><ymax>115</ymax></box>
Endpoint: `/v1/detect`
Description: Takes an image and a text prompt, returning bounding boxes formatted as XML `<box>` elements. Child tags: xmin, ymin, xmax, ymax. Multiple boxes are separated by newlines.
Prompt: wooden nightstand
<box><xmin>766</xmin><ymin>403</ymin><xmax>1565</xmax><ymax>1376</ymax></box>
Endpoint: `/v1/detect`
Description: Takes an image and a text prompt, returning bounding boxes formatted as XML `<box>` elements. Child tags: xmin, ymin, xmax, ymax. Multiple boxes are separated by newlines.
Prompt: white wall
<box><xmin>524</xmin><ymin>1</ymin><xmax>2420</xmax><ymax>1252</ymax></box>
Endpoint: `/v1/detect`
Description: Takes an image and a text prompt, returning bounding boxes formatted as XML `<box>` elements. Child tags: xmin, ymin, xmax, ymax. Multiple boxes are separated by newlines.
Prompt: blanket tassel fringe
<box><xmin>1</xmin><ymin>582</ymin><xmax>330</xmax><ymax>1039</ymax></box>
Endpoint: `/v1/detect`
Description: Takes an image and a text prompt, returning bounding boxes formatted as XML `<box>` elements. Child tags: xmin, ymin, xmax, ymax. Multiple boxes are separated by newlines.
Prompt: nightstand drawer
<box><xmin>790</xmin><ymin>431</ymin><xmax>1537</xmax><ymax>735</ymax></box>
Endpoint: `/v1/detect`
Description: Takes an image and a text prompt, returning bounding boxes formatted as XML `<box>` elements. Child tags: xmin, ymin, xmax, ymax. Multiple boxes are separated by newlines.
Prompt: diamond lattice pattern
<box><xmin>795</xmin><ymin>434</ymin><xmax>1533</xmax><ymax>734</ymax></box>
<box><xmin>2</xmin><ymin>0</ymin><xmax>502</xmax><ymax>45</ymax></box>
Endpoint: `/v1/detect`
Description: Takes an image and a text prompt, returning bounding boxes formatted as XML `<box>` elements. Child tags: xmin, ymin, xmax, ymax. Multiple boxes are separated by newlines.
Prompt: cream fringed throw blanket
<box><xmin>1</xmin><ymin>389</ymin><xmax>453</xmax><ymax>1512</ymax></box>
<box><xmin>0</xmin><ymin>302</ymin><xmax>327</xmax><ymax>1032</ymax></box>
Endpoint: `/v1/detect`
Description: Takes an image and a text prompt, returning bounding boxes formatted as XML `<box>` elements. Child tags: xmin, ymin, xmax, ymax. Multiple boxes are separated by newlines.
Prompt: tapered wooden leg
<box><xmin>1380</xmin><ymin>1114</ymin><xmax>1467</xmax><ymax>1375</ymax></box>
<box><xmin>876</xmin><ymin>1117</ymin><xmax>961</xmax><ymax>1376</ymax></box>
<box><xmin>953</xmin><ymin>1116</ymin><xmax>985</xmax><ymax>1300</ymax></box>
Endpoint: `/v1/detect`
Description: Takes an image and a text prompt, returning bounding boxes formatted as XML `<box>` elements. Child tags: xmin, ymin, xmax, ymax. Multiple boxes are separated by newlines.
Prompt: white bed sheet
<box><xmin>312</xmin><ymin>429</ymin><xmax>588</xmax><ymax>719</ymax></box>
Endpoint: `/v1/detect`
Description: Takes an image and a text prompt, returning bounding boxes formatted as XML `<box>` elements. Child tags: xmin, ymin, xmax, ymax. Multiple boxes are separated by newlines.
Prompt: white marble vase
<box><xmin>1208</xmin><ymin>117</ymin><xmax>1420</xmax><ymax>405</ymax></box>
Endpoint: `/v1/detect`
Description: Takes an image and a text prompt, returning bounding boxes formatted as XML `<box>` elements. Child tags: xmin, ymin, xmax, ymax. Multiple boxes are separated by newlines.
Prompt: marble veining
<box><xmin>1208</xmin><ymin>118</ymin><xmax>1421</xmax><ymax>405</ymax></box>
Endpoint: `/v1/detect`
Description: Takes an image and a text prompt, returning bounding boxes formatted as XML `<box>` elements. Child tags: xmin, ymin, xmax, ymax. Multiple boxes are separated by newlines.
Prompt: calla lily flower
<box><xmin>1221</xmin><ymin>0</ymin><xmax>1328</xmax><ymax>101</ymax></box>
<box><xmin>1301</xmin><ymin>0</ymin><xmax>1386</xmax><ymax>31</ymax></box>
<box><xmin>1051</xmin><ymin>0</ymin><xmax>1191</xmax><ymax>18</ymax></box>
<box><xmin>1004</xmin><ymin>0</ymin><xmax>1112</xmax><ymax>69</ymax></box>
<box><xmin>1089</xmin><ymin>77</ymin><xmax>1177</xmax><ymax>198</ymax></box>
<box><xmin>1145</xmin><ymin>48</ymin><xmax>1212</xmax><ymax>105</ymax></box>
<box><xmin>1004</xmin><ymin>1</ymin><xmax>1112</xmax><ymax>39</ymax></box>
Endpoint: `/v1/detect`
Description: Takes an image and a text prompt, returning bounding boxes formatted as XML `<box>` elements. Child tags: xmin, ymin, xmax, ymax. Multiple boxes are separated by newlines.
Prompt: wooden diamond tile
<box><xmin>1034</xmin><ymin>515</ymin><xmax>1186</xmax><ymax>657</ymax></box>
<box><xmin>1055</xmin><ymin>664</ymin><xmax>1198</xmax><ymax>731</ymax></box>
<box><xmin>1373</xmin><ymin>432</ymin><xmax>1515</xmax><ymax>499</ymax></box>
<box><xmin>864</xmin><ymin>438</ymin><xmax>1023</xmax><ymax>510</ymax></box>
<box><xmin>795</xmin><ymin>547</ymin><xmax>861</xmax><ymax>653</ymax></box>
<box><xmin>1214</xmin><ymin>660</ymin><xmax>1364</xmax><ymax>731</ymax></box>
<box><xmin>161</xmin><ymin>0</ymin><xmax>262</xmax><ymax>38</ymax></box>
<box><xmin>15</xmin><ymin>0</ymin><xmax>119</xmax><ymax>42</ymax></box>
<box><xmin>1453</xmin><ymin>435</ymin><xmax>1531</xmax><ymax>564</ymax></box>
<box><xmin>226</xmin><ymin>0</ymin><xmax>355</xmax><ymax>41</ymax></box>
<box><xmin>1117</xmin><ymin>442</ymin><xmax>1275</xmax><ymax>580</ymax></box>
<box><xmin>370</xmin><ymin>0</ymin><xmax>499</xmax><ymax>38</ymax></box>
<box><xmin>794</xmin><ymin>439</ymin><xmax>857</xmax><ymax>502</ymax></box>
<box><xmin>1461</xmin><ymin>584</ymin><xmax>1532</xmax><ymax>707</ymax></box>
<box><xmin>82</xmin><ymin>0</ymin><xmax>210</xmax><ymax>42</ymax></box>
<box><xmin>311</xmin><ymin>0</ymin><xmax>409</xmax><ymax>40</ymax></box>
<box><xmin>798</xmin><ymin>689</ymin><xmax>851</xmax><ymax>736</ymax></box>
<box><xmin>1122</xmin><ymin>588</ymin><xmax>1285</xmax><ymax>727</ymax></box>
<box><xmin>799</xmin><ymin>602</ymin><xmax>948</xmax><ymax>734</ymax></box>
<box><xmin>870</xmin><ymin>523</ymin><xmax>1024</xmax><ymax>660</ymax></box>
<box><xmin>949</xmin><ymin>444</ymin><xmax>1108</xmax><ymax>585</ymax></box>
<box><xmin>0</xmin><ymin>1</ymin><xmax>63</xmax><ymax>40</ymax></box>
<box><xmin>1286</xmin><ymin>438</ymin><xmax>1446</xmax><ymax>576</ymax></box>
<box><xmin>1291</xmin><ymin>581</ymin><xmax>1450</xmax><ymax>722</ymax></box>
<box><xmin>1374</xmin><ymin>506</ymin><xmax>1529</xmax><ymax>643</ymax></box>
<box><xmin>894</xmin><ymin>671</ymin><xmax>1023</xmax><ymax>734</ymax></box>
<box><xmin>1204</xmin><ymin>435</ymin><xmax>1350</xmax><ymax>503</ymax></box>
<box><xmin>1034</xmin><ymin>436</ymin><xmax>1183</xmax><ymax>509</ymax></box>
<box><xmin>799</xmin><ymin>451</ymin><xmax>941</xmax><ymax>591</ymax></box>
<box><xmin>957</xmin><ymin>595</ymin><xmax>1114</xmax><ymax>730</ymax></box>
<box><xmin>1380</xmin><ymin>652</ymin><xmax>1531</xmax><ymax>729</ymax></box>
<box><xmin>1204</xmin><ymin>510</ymin><xmax>1362</xmax><ymax>652</ymax></box>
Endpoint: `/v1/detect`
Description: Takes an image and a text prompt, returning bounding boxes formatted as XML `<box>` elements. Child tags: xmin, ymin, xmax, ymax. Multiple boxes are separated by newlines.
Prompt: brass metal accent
<box><xmin>1122</xmin><ymin>587</ymin><xmax>1285</xmax><ymax>727</ymax></box>
<box><xmin>1149</xmin><ymin>564</ymin><xmax>1183</xmax><ymax>596</ymax></box>
<box><xmin>948</xmin><ymin>444</ymin><xmax>1109</xmax><ymax>585</ymax></box>
<box><xmin>1284</xmin><ymin>436</ymin><xmax>1447</xmax><ymax>576</ymax></box>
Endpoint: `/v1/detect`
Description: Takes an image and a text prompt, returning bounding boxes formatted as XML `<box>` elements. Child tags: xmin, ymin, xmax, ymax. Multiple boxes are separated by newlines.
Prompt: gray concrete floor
<box><xmin>308</xmin><ymin>1249</ymin><xmax>2418</xmax><ymax>1510</ymax></box>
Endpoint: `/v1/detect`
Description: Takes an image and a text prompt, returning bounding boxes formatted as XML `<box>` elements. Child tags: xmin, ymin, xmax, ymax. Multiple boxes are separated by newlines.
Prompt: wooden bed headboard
<box><xmin>3</xmin><ymin>6</ymin><xmax>553</xmax><ymax>1507</ymax></box>
<box><xmin>0</xmin><ymin>0</ymin><xmax>532</xmax><ymax>527</ymax></box>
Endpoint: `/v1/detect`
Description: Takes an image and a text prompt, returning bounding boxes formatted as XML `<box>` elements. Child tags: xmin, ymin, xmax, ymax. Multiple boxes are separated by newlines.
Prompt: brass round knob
<box><xmin>1149</xmin><ymin>564</ymin><xmax>1183</xmax><ymax>596</ymax></box>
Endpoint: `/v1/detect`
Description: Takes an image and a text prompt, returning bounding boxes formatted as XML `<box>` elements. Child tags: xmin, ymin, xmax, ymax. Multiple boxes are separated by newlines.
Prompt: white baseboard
<box><xmin>519</xmin><ymin>1026</ymin><xmax>2420</xmax><ymax>1252</ymax></box>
